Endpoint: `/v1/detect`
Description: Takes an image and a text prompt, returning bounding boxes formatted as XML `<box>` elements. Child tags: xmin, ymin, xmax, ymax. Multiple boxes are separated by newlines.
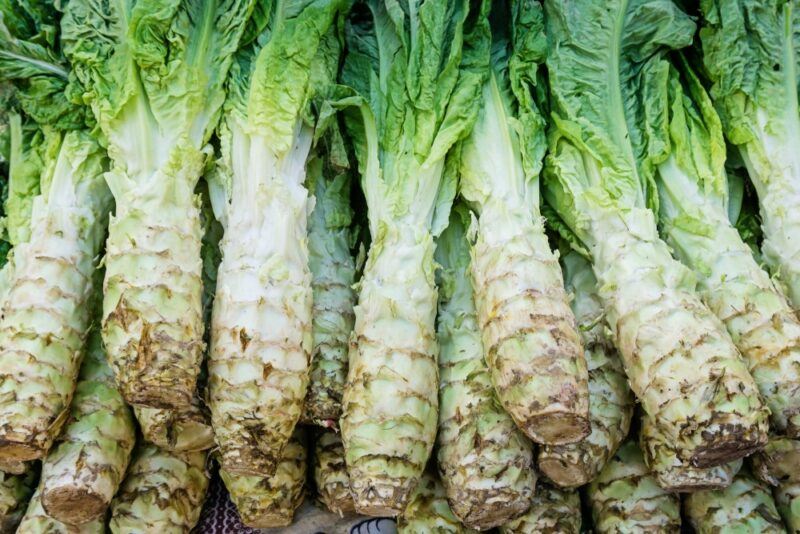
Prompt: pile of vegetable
<box><xmin>1</xmin><ymin>0</ymin><xmax>799</xmax><ymax>532</ymax></box>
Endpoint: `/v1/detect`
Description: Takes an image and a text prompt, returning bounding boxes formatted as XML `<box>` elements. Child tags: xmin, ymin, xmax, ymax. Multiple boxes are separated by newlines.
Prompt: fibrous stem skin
<box><xmin>684</xmin><ymin>469</ymin><xmax>785</xmax><ymax>534</ymax></box>
<box><xmin>588</xmin><ymin>441</ymin><xmax>681</xmax><ymax>533</ymax></box>
<box><xmin>220</xmin><ymin>429</ymin><xmax>306</xmax><ymax>529</ymax></box>
<box><xmin>751</xmin><ymin>437</ymin><xmax>800</xmax><ymax>532</ymax></box>
<box><xmin>435</xmin><ymin>207</ymin><xmax>535</xmax><ymax>529</ymax></box>
<box><xmin>397</xmin><ymin>472</ymin><xmax>478</xmax><ymax>534</ymax></box>
<box><xmin>19</xmin><ymin>486</ymin><xmax>104</xmax><ymax>534</ymax></box>
<box><xmin>499</xmin><ymin>483</ymin><xmax>581</xmax><ymax>534</ymax></box>
<box><xmin>341</xmin><ymin>224</ymin><xmax>439</xmax><ymax>517</ymax></box>
<box><xmin>538</xmin><ymin>252</ymin><xmax>633</xmax><ymax>488</ymax></box>
<box><xmin>39</xmin><ymin>330</ymin><xmax>136</xmax><ymax>525</ymax></box>
<box><xmin>109</xmin><ymin>445</ymin><xmax>209</xmax><ymax>534</ymax></box>
<box><xmin>314</xmin><ymin>430</ymin><xmax>354</xmax><ymax>517</ymax></box>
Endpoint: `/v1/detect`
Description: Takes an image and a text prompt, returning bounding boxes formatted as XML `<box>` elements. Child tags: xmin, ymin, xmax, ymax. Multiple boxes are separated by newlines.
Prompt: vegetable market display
<box><xmin>0</xmin><ymin>0</ymin><xmax>799</xmax><ymax>531</ymax></box>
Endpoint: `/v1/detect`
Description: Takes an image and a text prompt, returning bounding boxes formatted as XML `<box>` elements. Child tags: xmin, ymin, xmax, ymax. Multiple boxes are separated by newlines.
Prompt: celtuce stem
<box><xmin>590</xmin><ymin>208</ymin><xmax>768</xmax><ymax>468</ymax></box>
<box><xmin>588</xmin><ymin>441</ymin><xmax>681</xmax><ymax>533</ymax></box>
<box><xmin>134</xmin><ymin>403</ymin><xmax>214</xmax><ymax>454</ymax></box>
<box><xmin>314</xmin><ymin>430</ymin><xmax>354</xmax><ymax>517</ymax></box>
<box><xmin>499</xmin><ymin>484</ymin><xmax>581</xmax><ymax>534</ymax></box>
<box><xmin>0</xmin><ymin>466</ymin><xmax>36</xmax><ymax>533</ymax></box>
<box><xmin>538</xmin><ymin>252</ymin><xmax>633</xmax><ymax>487</ymax></box>
<box><xmin>209</xmin><ymin>129</ymin><xmax>313</xmax><ymax>476</ymax></box>
<box><xmin>109</xmin><ymin>445</ymin><xmax>208</xmax><ymax>534</ymax></box>
<box><xmin>103</xmin><ymin>150</ymin><xmax>206</xmax><ymax>410</ymax></box>
<box><xmin>435</xmin><ymin>207</ymin><xmax>535</xmax><ymax>529</ymax></box>
<box><xmin>0</xmin><ymin>132</ymin><xmax>110</xmax><ymax>462</ymax></box>
<box><xmin>39</xmin><ymin>329</ymin><xmax>135</xmax><ymax>525</ymax></box>
<box><xmin>397</xmin><ymin>473</ymin><xmax>477</xmax><ymax>534</ymax></box>
<box><xmin>220</xmin><ymin>429</ymin><xmax>306</xmax><ymax>529</ymax></box>
<box><xmin>341</xmin><ymin>223</ymin><xmax>439</xmax><ymax>516</ymax></box>
<box><xmin>19</xmin><ymin>486</ymin><xmax>104</xmax><ymax>534</ymax></box>
<box><xmin>751</xmin><ymin>437</ymin><xmax>800</xmax><ymax>531</ymax></box>
<box><xmin>684</xmin><ymin>468</ymin><xmax>785</xmax><ymax>533</ymax></box>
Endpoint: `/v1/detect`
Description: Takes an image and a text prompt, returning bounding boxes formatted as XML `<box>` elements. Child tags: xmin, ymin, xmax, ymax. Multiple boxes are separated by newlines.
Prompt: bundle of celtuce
<box><xmin>2</xmin><ymin>0</ymin><xmax>800</xmax><ymax>530</ymax></box>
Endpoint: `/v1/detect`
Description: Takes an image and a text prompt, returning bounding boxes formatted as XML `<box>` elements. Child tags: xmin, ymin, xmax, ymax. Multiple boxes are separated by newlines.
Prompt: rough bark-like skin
<box><xmin>588</xmin><ymin>441</ymin><xmax>681</xmax><ymax>533</ymax></box>
<box><xmin>209</xmin><ymin>153</ymin><xmax>313</xmax><ymax>476</ymax></box>
<box><xmin>19</xmin><ymin>487</ymin><xmax>104</xmax><ymax>534</ymax></box>
<box><xmin>302</xmin><ymin>172</ymin><xmax>356</xmax><ymax>427</ymax></box>
<box><xmin>40</xmin><ymin>331</ymin><xmax>136</xmax><ymax>525</ymax></box>
<box><xmin>397</xmin><ymin>473</ymin><xmax>477</xmax><ymax>534</ymax></box>
<box><xmin>103</xmin><ymin>151</ymin><xmax>206</xmax><ymax>411</ymax></box>
<box><xmin>314</xmin><ymin>430</ymin><xmax>354</xmax><ymax>517</ymax></box>
<box><xmin>470</xmin><ymin>208</ymin><xmax>588</xmax><ymax>445</ymax></box>
<box><xmin>642</xmin><ymin>416</ymin><xmax>742</xmax><ymax>491</ymax></box>
<box><xmin>684</xmin><ymin>469</ymin><xmax>785</xmax><ymax>534</ymax></box>
<box><xmin>0</xmin><ymin>466</ymin><xmax>36</xmax><ymax>533</ymax></box>
<box><xmin>0</xmin><ymin>158</ymin><xmax>109</xmax><ymax>462</ymax></box>
<box><xmin>591</xmin><ymin>209</ymin><xmax>768</xmax><ymax>468</ymax></box>
<box><xmin>134</xmin><ymin>403</ymin><xmax>214</xmax><ymax>453</ymax></box>
<box><xmin>435</xmin><ymin>209</ymin><xmax>535</xmax><ymax>529</ymax></box>
<box><xmin>220</xmin><ymin>429</ymin><xmax>306</xmax><ymax>529</ymax></box>
<box><xmin>538</xmin><ymin>253</ymin><xmax>633</xmax><ymax>487</ymax></box>
<box><xmin>341</xmin><ymin>224</ymin><xmax>439</xmax><ymax>517</ymax></box>
<box><xmin>750</xmin><ymin>438</ymin><xmax>800</xmax><ymax>532</ymax></box>
<box><xmin>109</xmin><ymin>445</ymin><xmax>208</xmax><ymax>534</ymax></box>
<box><xmin>660</xmin><ymin>191</ymin><xmax>800</xmax><ymax>437</ymax></box>
<box><xmin>499</xmin><ymin>484</ymin><xmax>581</xmax><ymax>534</ymax></box>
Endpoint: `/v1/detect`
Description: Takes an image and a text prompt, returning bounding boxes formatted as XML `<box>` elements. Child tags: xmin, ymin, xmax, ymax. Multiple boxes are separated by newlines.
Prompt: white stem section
<box><xmin>209</xmin><ymin>124</ymin><xmax>314</xmax><ymax>477</ymax></box>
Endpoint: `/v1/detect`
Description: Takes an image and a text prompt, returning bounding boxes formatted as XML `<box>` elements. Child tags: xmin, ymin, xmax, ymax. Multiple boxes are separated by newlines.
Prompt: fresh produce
<box><xmin>39</xmin><ymin>326</ymin><xmax>135</xmax><ymax>525</ymax></box>
<box><xmin>542</xmin><ymin>0</ymin><xmax>768</xmax><ymax>472</ymax></box>
<box><xmin>499</xmin><ymin>484</ymin><xmax>581</xmax><ymax>534</ymax></box>
<box><xmin>19</xmin><ymin>486</ymin><xmax>104</xmax><ymax>534</ymax></box>
<box><xmin>60</xmin><ymin>0</ymin><xmax>255</xmax><ymax>410</ymax></box>
<box><xmin>751</xmin><ymin>438</ymin><xmax>800</xmax><ymax>531</ymax></box>
<box><xmin>588</xmin><ymin>441</ymin><xmax>681</xmax><ymax>533</ymax></box>
<box><xmin>109</xmin><ymin>445</ymin><xmax>208</xmax><ymax>534</ymax></box>
<box><xmin>538</xmin><ymin>251</ymin><xmax>633</xmax><ymax>487</ymax></box>
<box><xmin>220</xmin><ymin>429</ymin><xmax>307</xmax><ymax>529</ymax></box>
<box><xmin>697</xmin><ymin>0</ymin><xmax>800</xmax><ymax>309</ymax></box>
<box><xmin>435</xmin><ymin>206</ymin><xmax>535</xmax><ymax>529</ymax></box>
<box><xmin>460</xmin><ymin>0</ymin><xmax>588</xmax><ymax>445</ymax></box>
<box><xmin>397</xmin><ymin>473</ymin><xmax>477</xmax><ymax>534</ymax></box>
<box><xmin>313</xmin><ymin>430</ymin><xmax>354</xmax><ymax>517</ymax></box>
<box><xmin>208</xmin><ymin>0</ymin><xmax>345</xmax><ymax>477</ymax></box>
<box><xmin>0</xmin><ymin>4</ymin><xmax>112</xmax><ymax>463</ymax></box>
<box><xmin>0</xmin><ymin>466</ymin><xmax>36</xmax><ymax>533</ymax></box>
<box><xmin>684</xmin><ymin>468</ymin><xmax>786</xmax><ymax>533</ymax></box>
<box><xmin>654</xmin><ymin>57</ymin><xmax>800</xmax><ymax>438</ymax></box>
<box><xmin>338</xmin><ymin>0</ymin><xmax>490</xmax><ymax>515</ymax></box>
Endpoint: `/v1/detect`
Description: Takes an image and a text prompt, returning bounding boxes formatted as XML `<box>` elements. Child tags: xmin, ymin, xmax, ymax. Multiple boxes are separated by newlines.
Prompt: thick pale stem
<box><xmin>109</xmin><ymin>446</ymin><xmax>208</xmax><ymax>534</ymax></box>
<box><xmin>220</xmin><ymin>429</ymin><xmax>306</xmax><ymax>529</ymax></box>
<box><xmin>19</xmin><ymin>486</ymin><xmax>104</xmax><ymax>534</ymax></box>
<box><xmin>314</xmin><ymin>430</ymin><xmax>354</xmax><ymax>517</ymax></box>
<box><xmin>397</xmin><ymin>473</ymin><xmax>477</xmax><ymax>534</ymax></box>
<box><xmin>538</xmin><ymin>253</ymin><xmax>633</xmax><ymax>488</ymax></box>
<box><xmin>590</xmin><ymin>208</ymin><xmax>768</xmax><ymax>468</ymax></box>
<box><xmin>341</xmin><ymin>224</ymin><xmax>439</xmax><ymax>517</ymax></box>
<box><xmin>0</xmin><ymin>205</ymin><xmax>100</xmax><ymax>461</ymax></box>
<box><xmin>209</xmin><ymin>135</ymin><xmax>312</xmax><ymax>476</ymax></box>
<box><xmin>103</xmin><ymin>188</ymin><xmax>205</xmax><ymax>410</ymax></box>
<box><xmin>499</xmin><ymin>484</ymin><xmax>581</xmax><ymax>534</ymax></box>
<box><xmin>471</xmin><ymin>205</ymin><xmax>588</xmax><ymax>445</ymax></box>
<box><xmin>588</xmin><ymin>441</ymin><xmax>681</xmax><ymax>534</ymax></box>
<box><xmin>134</xmin><ymin>403</ymin><xmax>214</xmax><ymax>453</ymax></box>
<box><xmin>749</xmin><ymin>437</ymin><xmax>800</xmax><ymax>531</ymax></box>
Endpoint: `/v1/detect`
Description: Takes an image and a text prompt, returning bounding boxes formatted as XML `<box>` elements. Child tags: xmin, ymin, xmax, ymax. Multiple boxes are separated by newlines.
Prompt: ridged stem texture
<box><xmin>134</xmin><ymin>403</ymin><xmax>214</xmax><ymax>454</ymax></box>
<box><xmin>499</xmin><ymin>484</ymin><xmax>581</xmax><ymax>534</ymax></box>
<box><xmin>751</xmin><ymin>437</ymin><xmax>800</xmax><ymax>532</ymax></box>
<box><xmin>109</xmin><ymin>445</ymin><xmax>208</xmax><ymax>534</ymax></box>
<box><xmin>220</xmin><ymin>429</ymin><xmax>306</xmax><ymax>529</ymax></box>
<box><xmin>538</xmin><ymin>252</ymin><xmax>633</xmax><ymax>487</ymax></box>
<box><xmin>314</xmin><ymin>430</ymin><xmax>354</xmax><ymax>517</ymax></box>
<box><xmin>397</xmin><ymin>473</ymin><xmax>477</xmax><ymax>534</ymax></box>
<box><xmin>39</xmin><ymin>331</ymin><xmax>136</xmax><ymax>525</ymax></box>
<box><xmin>588</xmin><ymin>441</ymin><xmax>681</xmax><ymax>533</ymax></box>
<box><xmin>19</xmin><ymin>486</ymin><xmax>104</xmax><ymax>534</ymax></box>
<box><xmin>342</xmin><ymin>224</ymin><xmax>439</xmax><ymax>516</ymax></box>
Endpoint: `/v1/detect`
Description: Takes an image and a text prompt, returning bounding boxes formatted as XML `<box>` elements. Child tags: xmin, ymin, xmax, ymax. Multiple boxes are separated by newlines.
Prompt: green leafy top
<box><xmin>542</xmin><ymin>0</ymin><xmax>695</xmax><ymax>247</ymax></box>
<box><xmin>61</xmin><ymin>0</ymin><xmax>257</xmax><ymax>181</ymax></box>
<box><xmin>698</xmin><ymin>0</ymin><xmax>800</xmax><ymax>154</ymax></box>
<box><xmin>340</xmin><ymin>0</ymin><xmax>490</xmax><ymax>236</ymax></box>
<box><xmin>458</xmin><ymin>0</ymin><xmax>547</xmax><ymax>213</ymax></box>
